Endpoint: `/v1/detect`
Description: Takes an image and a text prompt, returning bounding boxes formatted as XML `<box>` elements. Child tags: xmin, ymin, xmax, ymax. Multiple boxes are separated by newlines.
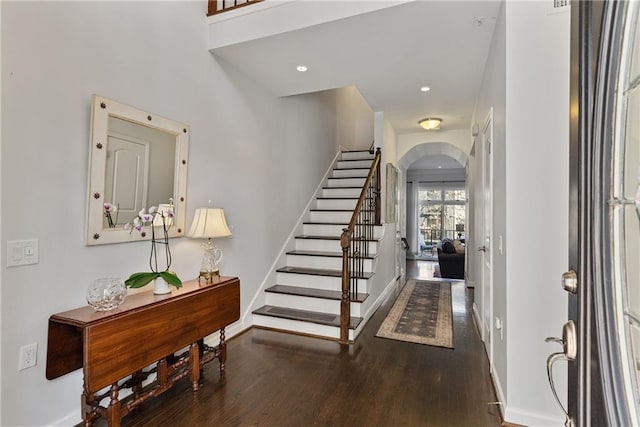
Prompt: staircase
<box><xmin>252</xmin><ymin>150</ymin><xmax>382</xmax><ymax>342</ymax></box>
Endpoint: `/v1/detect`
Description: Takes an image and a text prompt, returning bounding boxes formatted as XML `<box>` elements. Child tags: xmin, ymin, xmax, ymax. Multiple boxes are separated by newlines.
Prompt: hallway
<box><xmin>111</xmin><ymin>261</ymin><xmax>500</xmax><ymax>426</ymax></box>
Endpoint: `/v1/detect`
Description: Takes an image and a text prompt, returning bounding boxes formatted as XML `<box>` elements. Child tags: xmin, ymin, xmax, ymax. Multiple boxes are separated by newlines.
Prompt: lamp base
<box><xmin>198</xmin><ymin>269</ymin><xmax>219</xmax><ymax>284</ymax></box>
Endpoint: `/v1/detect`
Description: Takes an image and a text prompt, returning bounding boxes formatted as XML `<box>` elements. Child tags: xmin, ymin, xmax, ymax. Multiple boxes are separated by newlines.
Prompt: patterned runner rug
<box><xmin>376</xmin><ymin>280</ymin><xmax>453</xmax><ymax>348</ymax></box>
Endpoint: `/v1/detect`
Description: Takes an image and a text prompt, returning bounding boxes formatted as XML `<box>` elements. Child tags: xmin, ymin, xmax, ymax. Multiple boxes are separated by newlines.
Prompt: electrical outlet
<box><xmin>18</xmin><ymin>343</ymin><xmax>37</xmax><ymax>370</ymax></box>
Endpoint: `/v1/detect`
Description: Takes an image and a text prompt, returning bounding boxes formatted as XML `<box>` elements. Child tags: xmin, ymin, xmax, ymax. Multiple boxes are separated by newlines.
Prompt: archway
<box><xmin>399</xmin><ymin>142</ymin><xmax>469</xmax><ymax>260</ymax></box>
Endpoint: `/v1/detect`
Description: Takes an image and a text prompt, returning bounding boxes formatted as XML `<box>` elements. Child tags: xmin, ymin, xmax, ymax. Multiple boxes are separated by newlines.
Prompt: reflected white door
<box><xmin>105</xmin><ymin>132</ymin><xmax>149</xmax><ymax>226</ymax></box>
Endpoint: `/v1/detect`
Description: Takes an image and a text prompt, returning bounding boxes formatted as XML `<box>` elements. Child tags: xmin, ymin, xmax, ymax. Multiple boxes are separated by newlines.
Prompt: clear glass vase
<box><xmin>87</xmin><ymin>278</ymin><xmax>127</xmax><ymax>311</ymax></box>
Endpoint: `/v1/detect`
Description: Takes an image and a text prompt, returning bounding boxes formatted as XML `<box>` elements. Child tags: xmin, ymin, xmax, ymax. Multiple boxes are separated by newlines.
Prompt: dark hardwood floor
<box><xmin>104</xmin><ymin>260</ymin><xmax>500</xmax><ymax>426</ymax></box>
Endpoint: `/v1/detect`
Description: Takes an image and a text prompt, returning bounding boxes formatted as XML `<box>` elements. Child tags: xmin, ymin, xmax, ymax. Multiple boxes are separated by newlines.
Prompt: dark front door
<box><xmin>559</xmin><ymin>1</ymin><xmax>640</xmax><ymax>426</ymax></box>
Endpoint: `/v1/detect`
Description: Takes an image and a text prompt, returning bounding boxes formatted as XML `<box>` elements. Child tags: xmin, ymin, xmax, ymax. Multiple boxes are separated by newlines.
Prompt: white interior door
<box><xmin>481</xmin><ymin>109</ymin><xmax>494</xmax><ymax>360</ymax></box>
<box><xmin>105</xmin><ymin>132</ymin><xmax>150</xmax><ymax>226</ymax></box>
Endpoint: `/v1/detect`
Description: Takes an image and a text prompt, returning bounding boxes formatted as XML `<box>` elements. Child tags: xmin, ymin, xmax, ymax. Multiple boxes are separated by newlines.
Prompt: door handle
<box><xmin>545</xmin><ymin>320</ymin><xmax>576</xmax><ymax>427</ymax></box>
<box><xmin>478</xmin><ymin>246</ymin><xmax>487</xmax><ymax>252</ymax></box>
<box><xmin>401</xmin><ymin>238</ymin><xmax>409</xmax><ymax>250</ymax></box>
<box><xmin>561</xmin><ymin>270</ymin><xmax>578</xmax><ymax>294</ymax></box>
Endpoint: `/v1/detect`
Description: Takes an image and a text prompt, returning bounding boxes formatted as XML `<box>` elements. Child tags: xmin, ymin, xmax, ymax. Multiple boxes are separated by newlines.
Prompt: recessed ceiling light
<box><xmin>296</xmin><ymin>65</ymin><xmax>308</xmax><ymax>72</ymax></box>
<box><xmin>420</xmin><ymin>86</ymin><xmax>431</xmax><ymax>92</ymax></box>
<box><xmin>438</xmin><ymin>165</ymin><xmax>442</xmax><ymax>169</ymax></box>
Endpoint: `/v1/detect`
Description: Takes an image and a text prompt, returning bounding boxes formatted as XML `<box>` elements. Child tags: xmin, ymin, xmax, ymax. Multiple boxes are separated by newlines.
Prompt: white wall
<box><xmin>336</xmin><ymin>86</ymin><xmax>374</xmax><ymax>151</ymax></box>
<box><xmin>1</xmin><ymin>2</ymin><xmax>338</xmax><ymax>425</ymax></box>
<box><xmin>503</xmin><ymin>2</ymin><xmax>570</xmax><ymax>425</ymax></box>
<box><xmin>470</xmin><ymin>0</ymin><xmax>508</xmax><ymax>408</ymax></box>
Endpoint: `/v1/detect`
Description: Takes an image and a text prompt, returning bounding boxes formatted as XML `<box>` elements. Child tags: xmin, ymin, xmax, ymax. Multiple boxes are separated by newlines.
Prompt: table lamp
<box><xmin>187</xmin><ymin>208</ymin><xmax>232</xmax><ymax>283</ymax></box>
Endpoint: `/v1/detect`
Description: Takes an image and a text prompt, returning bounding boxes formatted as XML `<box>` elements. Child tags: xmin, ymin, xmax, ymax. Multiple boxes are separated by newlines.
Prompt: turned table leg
<box><xmin>81</xmin><ymin>383</ymin><xmax>93</xmax><ymax>427</ymax></box>
<box><xmin>219</xmin><ymin>327</ymin><xmax>227</xmax><ymax>376</ymax></box>
<box><xmin>190</xmin><ymin>342</ymin><xmax>200</xmax><ymax>391</ymax></box>
<box><xmin>106</xmin><ymin>384</ymin><xmax>121</xmax><ymax>427</ymax></box>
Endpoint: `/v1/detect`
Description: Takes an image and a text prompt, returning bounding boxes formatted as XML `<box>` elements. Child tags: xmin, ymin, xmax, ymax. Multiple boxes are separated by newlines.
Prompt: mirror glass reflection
<box><xmin>104</xmin><ymin>117</ymin><xmax>176</xmax><ymax>228</ymax></box>
<box><xmin>87</xmin><ymin>95</ymin><xmax>189</xmax><ymax>246</ymax></box>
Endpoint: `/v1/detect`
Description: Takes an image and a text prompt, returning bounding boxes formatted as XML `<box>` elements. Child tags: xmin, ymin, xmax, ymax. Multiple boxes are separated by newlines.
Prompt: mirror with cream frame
<box><xmin>86</xmin><ymin>95</ymin><xmax>189</xmax><ymax>245</ymax></box>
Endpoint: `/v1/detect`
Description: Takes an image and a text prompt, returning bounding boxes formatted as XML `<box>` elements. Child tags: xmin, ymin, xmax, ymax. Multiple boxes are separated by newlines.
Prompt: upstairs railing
<box><xmin>339</xmin><ymin>148</ymin><xmax>381</xmax><ymax>344</ymax></box>
<box><xmin>207</xmin><ymin>0</ymin><xmax>263</xmax><ymax>16</ymax></box>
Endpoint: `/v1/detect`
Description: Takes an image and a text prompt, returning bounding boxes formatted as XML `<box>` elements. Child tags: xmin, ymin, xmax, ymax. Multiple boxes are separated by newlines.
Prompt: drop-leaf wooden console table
<box><xmin>46</xmin><ymin>276</ymin><xmax>240</xmax><ymax>427</ymax></box>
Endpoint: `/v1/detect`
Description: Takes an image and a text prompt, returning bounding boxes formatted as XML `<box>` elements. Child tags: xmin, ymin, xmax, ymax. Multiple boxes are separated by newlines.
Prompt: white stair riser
<box><xmin>341</xmin><ymin>152</ymin><xmax>375</xmax><ymax>161</ymax></box>
<box><xmin>332</xmin><ymin>168</ymin><xmax>369</xmax><ymax>178</ymax></box>
<box><xmin>295</xmin><ymin>238</ymin><xmax>378</xmax><ymax>254</ymax></box>
<box><xmin>253</xmin><ymin>315</ymin><xmax>342</xmax><ymax>340</ymax></box>
<box><xmin>310</xmin><ymin>210</ymin><xmax>354</xmax><ymax>223</ymax></box>
<box><xmin>322</xmin><ymin>188</ymin><xmax>362</xmax><ymax>198</ymax></box>
<box><xmin>303</xmin><ymin>223</ymin><xmax>346</xmax><ymax>236</ymax></box>
<box><xmin>286</xmin><ymin>254</ymin><xmax>374</xmax><ymax>272</ymax></box>
<box><xmin>264</xmin><ymin>293</ymin><xmax>364</xmax><ymax>317</ymax></box>
<box><xmin>327</xmin><ymin>177</ymin><xmax>366</xmax><ymax>188</ymax></box>
<box><xmin>276</xmin><ymin>272</ymin><xmax>370</xmax><ymax>293</ymax></box>
<box><xmin>266</xmin><ymin>292</ymin><xmax>338</xmax><ymax>314</ymax></box>
<box><xmin>303</xmin><ymin>223</ymin><xmax>383</xmax><ymax>239</ymax></box>
<box><xmin>336</xmin><ymin>160</ymin><xmax>373</xmax><ymax>169</ymax></box>
<box><xmin>316</xmin><ymin>199</ymin><xmax>358</xmax><ymax>210</ymax></box>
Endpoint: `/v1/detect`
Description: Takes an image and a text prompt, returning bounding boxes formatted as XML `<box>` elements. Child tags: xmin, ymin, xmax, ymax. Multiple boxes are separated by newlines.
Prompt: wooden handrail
<box><xmin>339</xmin><ymin>148</ymin><xmax>381</xmax><ymax>344</ymax></box>
<box><xmin>207</xmin><ymin>0</ymin><xmax>263</xmax><ymax>16</ymax></box>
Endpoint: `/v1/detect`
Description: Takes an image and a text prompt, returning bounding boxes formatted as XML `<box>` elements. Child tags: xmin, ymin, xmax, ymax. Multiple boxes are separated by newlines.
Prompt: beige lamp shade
<box><xmin>187</xmin><ymin>208</ymin><xmax>232</xmax><ymax>239</ymax></box>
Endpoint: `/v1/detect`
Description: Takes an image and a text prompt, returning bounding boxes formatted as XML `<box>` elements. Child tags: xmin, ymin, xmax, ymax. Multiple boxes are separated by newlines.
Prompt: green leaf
<box><xmin>160</xmin><ymin>271</ymin><xmax>182</xmax><ymax>288</ymax></box>
<box><xmin>125</xmin><ymin>272</ymin><xmax>160</xmax><ymax>288</ymax></box>
<box><xmin>125</xmin><ymin>271</ymin><xmax>182</xmax><ymax>289</ymax></box>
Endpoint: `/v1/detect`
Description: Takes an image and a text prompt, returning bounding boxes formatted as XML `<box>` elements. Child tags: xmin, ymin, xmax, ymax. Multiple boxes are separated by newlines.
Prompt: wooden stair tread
<box><xmin>316</xmin><ymin>197</ymin><xmax>360</xmax><ymax>200</ymax></box>
<box><xmin>286</xmin><ymin>250</ymin><xmax>374</xmax><ymax>260</ymax></box>
<box><xmin>276</xmin><ymin>266</ymin><xmax>374</xmax><ymax>279</ymax></box>
<box><xmin>265</xmin><ymin>285</ymin><xmax>368</xmax><ymax>302</ymax></box>
<box><xmin>332</xmin><ymin>167</ymin><xmax>371</xmax><ymax>170</ymax></box>
<box><xmin>295</xmin><ymin>235</ymin><xmax>378</xmax><ymax>242</ymax></box>
<box><xmin>303</xmin><ymin>221</ymin><xmax>382</xmax><ymax>226</ymax></box>
<box><xmin>322</xmin><ymin>186</ymin><xmax>365</xmax><ymax>190</ymax></box>
<box><xmin>310</xmin><ymin>209</ymin><xmax>373</xmax><ymax>212</ymax></box>
<box><xmin>253</xmin><ymin>305</ymin><xmax>362</xmax><ymax>329</ymax></box>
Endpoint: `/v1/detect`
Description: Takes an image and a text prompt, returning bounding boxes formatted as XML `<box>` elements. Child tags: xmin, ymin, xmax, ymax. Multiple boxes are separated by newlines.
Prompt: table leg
<box><xmin>219</xmin><ymin>327</ymin><xmax>227</xmax><ymax>376</ymax></box>
<box><xmin>106</xmin><ymin>384</ymin><xmax>121</xmax><ymax>427</ymax></box>
<box><xmin>190</xmin><ymin>342</ymin><xmax>200</xmax><ymax>391</ymax></box>
<box><xmin>81</xmin><ymin>383</ymin><xmax>93</xmax><ymax>427</ymax></box>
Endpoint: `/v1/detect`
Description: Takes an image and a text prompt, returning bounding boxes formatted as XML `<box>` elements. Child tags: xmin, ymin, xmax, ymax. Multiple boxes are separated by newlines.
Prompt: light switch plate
<box><xmin>7</xmin><ymin>239</ymin><xmax>39</xmax><ymax>267</ymax></box>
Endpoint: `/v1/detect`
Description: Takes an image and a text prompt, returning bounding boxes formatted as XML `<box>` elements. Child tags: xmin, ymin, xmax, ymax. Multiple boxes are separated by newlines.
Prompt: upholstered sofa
<box><xmin>437</xmin><ymin>240</ymin><xmax>465</xmax><ymax>280</ymax></box>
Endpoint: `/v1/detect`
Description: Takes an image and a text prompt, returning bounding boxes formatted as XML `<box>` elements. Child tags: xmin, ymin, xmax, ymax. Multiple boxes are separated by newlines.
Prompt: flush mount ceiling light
<box><xmin>419</xmin><ymin>117</ymin><xmax>442</xmax><ymax>130</ymax></box>
<box><xmin>296</xmin><ymin>65</ymin><xmax>308</xmax><ymax>72</ymax></box>
<box><xmin>420</xmin><ymin>86</ymin><xmax>431</xmax><ymax>92</ymax></box>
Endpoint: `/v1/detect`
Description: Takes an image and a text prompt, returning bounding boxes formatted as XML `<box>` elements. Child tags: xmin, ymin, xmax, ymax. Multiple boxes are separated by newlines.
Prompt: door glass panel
<box><xmin>628</xmin><ymin>8</ymin><xmax>640</xmax><ymax>85</ymax></box>
<box><xmin>444</xmin><ymin>205</ymin><xmax>466</xmax><ymax>240</ymax></box>
<box><xmin>444</xmin><ymin>189</ymin><xmax>466</xmax><ymax>201</ymax></box>
<box><xmin>419</xmin><ymin>204</ymin><xmax>442</xmax><ymax>246</ymax></box>
<box><xmin>611</xmin><ymin>2</ymin><xmax>640</xmax><ymax>422</ymax></box>
<box><xmin>622</xmin><ymin>205</ymin><xmax>640</xmax><ymax>319</ymax></box>
<box><xmin>622</xmin><ymin>85</ymin><xmax>640</xmax><ymax>201</ymax></box>
<box><xmin>420</xmin><ymin>189</ymin><xmax>442</xmax><ymax>202</ymax></box>
<box><xmin>628</xmin><ymin>320</ymin><xmax>640</xmax><ymax>398</ymax></box>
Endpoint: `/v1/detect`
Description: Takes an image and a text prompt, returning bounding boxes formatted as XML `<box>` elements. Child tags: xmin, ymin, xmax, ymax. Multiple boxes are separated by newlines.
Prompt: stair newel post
<box><xmin>375</xmin><ymin>147</ymin><xmax>381</xmax><ymax>224</ymax></box>
<box><xmin>340</xmin><ymin>228</ymin><xmax>352</xmax><ymax>344</ymax></box>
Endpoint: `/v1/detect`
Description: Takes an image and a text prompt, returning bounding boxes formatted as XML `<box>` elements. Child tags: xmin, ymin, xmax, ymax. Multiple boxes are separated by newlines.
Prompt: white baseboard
<box><xmin>472</xmin><ymin>302</ymin><xmax>482</xmax><ymax>337</ymax></box>
<box><xmin>504</xmin><ymin>405</ymin><xmax>565</xmax><ymax>426</ymax></box>
<box><xmin>52</xmin><ymin>410</ymin><xmax>81</xmax><ymax>427</ymax></box>
<box><xmin>489</xmin><ymin>366</ymin><xmax>506</xmax><ymax>419</ymax></box>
